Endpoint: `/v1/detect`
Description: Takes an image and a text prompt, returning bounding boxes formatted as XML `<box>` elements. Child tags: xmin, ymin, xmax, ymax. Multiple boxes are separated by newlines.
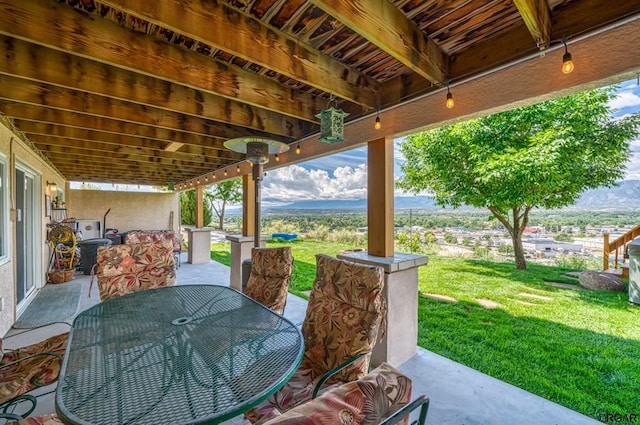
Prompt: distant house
<box><xmin>522</xmin><ymin>238</ymin><xmax>582</xmax><ymax>254</ymax></box>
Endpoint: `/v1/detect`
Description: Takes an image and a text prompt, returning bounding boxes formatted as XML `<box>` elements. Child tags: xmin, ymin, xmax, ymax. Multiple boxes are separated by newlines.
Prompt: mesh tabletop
<box><xmin>55</xmin><ymin>285</ymin><xmax>303</xmax><ymax>425</ymax></box>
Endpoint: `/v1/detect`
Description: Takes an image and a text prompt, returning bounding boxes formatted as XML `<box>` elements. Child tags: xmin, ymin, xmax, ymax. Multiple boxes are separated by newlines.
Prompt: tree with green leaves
<box><xmin>398</xmin><ymin>86</ymin><xmax>640</xmax><ymax>270</ymax></box>
<box><xmin>180</xmin><ymin>189</ymin><xmax>213</xmax><ymax>226</ymax></box>
<box><xmin>205</xmin><ymin>178</ymin><xmax>242</xmax><ymax>230</ymax></box>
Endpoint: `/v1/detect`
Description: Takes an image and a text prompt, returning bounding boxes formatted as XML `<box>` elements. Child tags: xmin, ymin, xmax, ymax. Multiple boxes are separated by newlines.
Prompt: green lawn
<box><xmin>210</xmin><ymin>239</ymin><xmax>640</xmax><ymax>423</ymax></box>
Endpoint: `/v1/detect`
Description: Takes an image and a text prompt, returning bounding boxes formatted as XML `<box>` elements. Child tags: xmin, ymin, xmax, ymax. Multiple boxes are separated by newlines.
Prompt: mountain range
<box><xmin>264</xmin><ymin>180</ymin><xmax>640</xmax><ymax>212</ymax></box>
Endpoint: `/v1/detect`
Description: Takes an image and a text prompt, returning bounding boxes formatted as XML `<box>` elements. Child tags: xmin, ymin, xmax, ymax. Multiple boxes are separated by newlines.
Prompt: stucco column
<box><xmin>226</xmin><ymin>235</ymin><xmax>266</xmax><ymax>291</ymax></box>
<box><xmin>337</xmin><ymin>251</ymin><xmax>428</xmax><ymax>366</ymax></box>
<box><xmin>187</xmin><ymin>227</ymin><xmax>212</xmax><ymax>264</ymax></box>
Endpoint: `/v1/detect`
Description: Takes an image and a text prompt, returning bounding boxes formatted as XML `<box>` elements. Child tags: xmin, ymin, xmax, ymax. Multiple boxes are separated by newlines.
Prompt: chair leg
<box><xmin>0</xmin><ymin>394</ymin><xmax>37</xmax><ymax>422</ymax></box>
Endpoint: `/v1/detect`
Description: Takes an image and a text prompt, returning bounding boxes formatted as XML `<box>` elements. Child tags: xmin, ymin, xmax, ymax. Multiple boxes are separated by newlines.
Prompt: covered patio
<box><xmin>5</xmin><ymin>256</ymin><xmax>600</xmax><ymax>425</ymax></box>
<box><xmin>0</xmin><ymin>0</ymin><xmax>639</xmax><ymax>423</ymax></box>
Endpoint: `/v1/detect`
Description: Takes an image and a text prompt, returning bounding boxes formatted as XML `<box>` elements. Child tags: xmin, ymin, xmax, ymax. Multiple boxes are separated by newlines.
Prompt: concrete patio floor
<box><xmin>5</xmin><ymin>253</ymin><xmax>600</xmax><ymax>425</ymax></box>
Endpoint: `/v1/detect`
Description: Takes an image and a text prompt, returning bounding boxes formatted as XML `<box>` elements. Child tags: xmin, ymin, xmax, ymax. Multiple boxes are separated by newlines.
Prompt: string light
<box><xmin>236</xmin><ymin>165</ymin><xmax>241</xmax><ymax>173</ymax></box>
<box><xmin>445</xmin><ymin>82</ymin><xmax>454</xmax><ymax>109</ymax></box>
<box><xmin>213</xmin><ymin>173</ymin><xmax>216</xmax><ymax>179</ymax></box>
<box><xmin>374</xmin><ymin>110</ymin><xmax>381</xmax><ymax>130</ymax></box>
<box><xmin>296</xmin><ymin>144</ymin><xmax>301</xmax><ymax>155</ymax></box>
<box><xmin>275</xmin><ymin>154</ymin><xmax>280</xmax><ymax>162</ymax></box>
<box><xmin>204</xmin><ymin>176</ymin><xmax>208</xmax><ymax>182</ymax></box>
<box><xmin>224</xmin><ymin>169</ymin><xmax>228</xmax><ymax>176</ymax></box>
<box><xmin>561</xmin><ymin>39</ymin><xmax>574</xmax><ymax>74</ymax></box>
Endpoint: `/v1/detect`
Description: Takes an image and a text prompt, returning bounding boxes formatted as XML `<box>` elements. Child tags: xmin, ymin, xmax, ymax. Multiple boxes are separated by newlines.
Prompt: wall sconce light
<box><xmin>445</xmin><ymin>82</ymin><xmax>455</xmax><ymax>109</ymax></box>
<box><xmin>561</xmin><ymin>39</ymin><xmax>574</xmax><ymax>74</ymax></box>
<box><xmin>46</xmin><ymin>181</ymin><xmax>58</xmax><ymax>192</ymax></box>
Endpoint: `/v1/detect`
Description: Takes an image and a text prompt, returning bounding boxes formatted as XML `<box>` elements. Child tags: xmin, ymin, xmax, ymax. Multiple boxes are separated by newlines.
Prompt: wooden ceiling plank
<box><xmin>513</xmin><ymin>0</ymin><xmax>551</xmax><ymax>48</ymax></box>
<box><xmin>0</xmin><ymin>74</ymin><xmax>290</xmax><ymax>141</ymax></box>
<box><xmin>0</xmin><ymin>0</ymin><xmax>323</xmax><ymax>122</ymax></box>
<box><xmin>308</xmin><ymin>0</ymin><xmax>448</xmax><ymax>84</ymax></box>
<box><xmin>15</xmin><ymin>121</ymin><xmax>239</xmax><ymax>159</ymax></box>
<box><xmin>6</xmin><ymin>106</ymin><xmax>235</xmax><ymax>149</ymax></box>
<box><xmin>29</xmin><ymin>136</ymin><xmax>231</xmax><ymax>165</ymax></box>
<box><xmin>40</xmin><ymin>151</ymin><xmax>215</xmax><ymax>173</ymax></box>
<box><xmin>0</xmin><ymin>35</ymin><xmax>310</xmax><ymax>139</ymax></box>
<box><xmin>99</xmin><ymin>0</ymin><xmax>378</xmax><ymax>107</ymax></box>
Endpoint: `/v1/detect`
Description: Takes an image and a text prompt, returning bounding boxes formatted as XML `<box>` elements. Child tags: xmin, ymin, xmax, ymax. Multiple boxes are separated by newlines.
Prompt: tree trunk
<box><xmin>218</xmin><ymin>202</ymin><xmax>226</xmax><ymax>231</ymax></box>
<box><xmin>511</xmin><ymin>228</ymin><xmax>527</xmax><ymax>270</ymax></box>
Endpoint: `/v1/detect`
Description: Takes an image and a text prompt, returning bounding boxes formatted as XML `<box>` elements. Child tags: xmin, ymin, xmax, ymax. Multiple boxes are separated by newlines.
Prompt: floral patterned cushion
<box><xmin>246</xmin><ymin>254</ymin><xmax>386</xmax><ymax>424</ymax></box>
<box><xmin>123</xmin><ymin>230</ymin><xmax>181</xmax><ymax>252</ymax></box>
<box><xmin>244</xmin><ymin>247</ymin><xmax>293</xmax><ymax>315</ymax></box>
<box><xmin>260</xmin><ymin>363</ymin><xmax>412</xmax><ymax>425</ymax></box>
<box><xmin>94</xmin><ymin>240</ymin><xmax>176</xmax><ymax>302</ymax></box>
<box><xmin>0</xmin><ymin>333</ymin><xmax>68</xmax><ymax>405</ymax></box>
<box><xmin>7</xmin><ymin>413</ymin><xmax>63</xmax><ymax>424</ymax></box>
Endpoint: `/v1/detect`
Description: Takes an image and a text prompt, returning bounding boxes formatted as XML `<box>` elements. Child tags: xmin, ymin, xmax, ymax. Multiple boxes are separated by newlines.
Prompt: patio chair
<box><xmin>0</xmin><ymin>326</ymin><xmax>69</xmax><ymax>422</ymax></box>
<box><xmin>123</xmin><ymin>230</ymin><xmax>182</xmax><ymax>269</ymax></box>
<box><xmin>244</xmin><ymin>247</ymin><xmax>293</xmax><ymax>315</ymax></box>
<box><xmin>260</xmin><ymin>363</ymin><xmax>426</xmax><ymax>425</ymax></box>
<box><xmin>89</xmin><ymin>240</ymin><xmax>176</xmax><ymax>302</ymax></box>
<box><xmin>245</xmin><ymin>254</ymin><xmax>386</xmax><ymax>424</ymax></box>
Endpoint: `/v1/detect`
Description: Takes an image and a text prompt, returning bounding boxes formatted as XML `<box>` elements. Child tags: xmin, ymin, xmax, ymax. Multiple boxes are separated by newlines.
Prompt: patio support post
<box><xmin>338</xmin><ymin>135</ymin><xmax>428</xmax><ymax>367</ymax></box>
<box><xmin>196</xmin><ymin>186</ymin><xmax>204</xmax><ymax>228</ymax></box>
<box><xmin>227</xmin><ymin>175</ymin><xmax>260</xmax><ymax>291</ymax></box>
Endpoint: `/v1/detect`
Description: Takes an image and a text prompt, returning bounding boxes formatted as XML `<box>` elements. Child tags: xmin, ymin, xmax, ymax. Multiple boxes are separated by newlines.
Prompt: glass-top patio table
<box><xmin>55</xmin><ymin>285</ymin><xmax>304</xmax><ymax>425</ymax></box>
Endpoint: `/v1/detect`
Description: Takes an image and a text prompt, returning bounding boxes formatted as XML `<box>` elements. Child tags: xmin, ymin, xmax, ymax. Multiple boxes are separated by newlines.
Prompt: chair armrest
<box><xmin>311</xmin><ymin>352</ymin><xmax>369</xmax><ymax>398</ymax></box>
<box><xmin>380</xmin><ymin>395</ymin><xmax>430</xmax><ymax>425</ymax></box>
<box><xmin>2</xmin><ymin>323</ymin><xmax>71</xmax><ymax>342</ymax></box>
<box><xmin>0</xmin><ymin>352</ymin><xmax>63</xmax><ymax>371</ymax></box>
<box><xmin>0</xmin><ymin>394</ymin><xmax>38</xmax><ymax>421</ymax></box>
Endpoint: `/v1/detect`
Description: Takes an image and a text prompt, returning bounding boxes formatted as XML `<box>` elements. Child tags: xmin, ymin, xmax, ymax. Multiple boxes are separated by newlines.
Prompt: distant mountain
<box><xmin>263</xmin><ymin>180</ymin><xmax>640</xmax><ymax>212</ymax></box>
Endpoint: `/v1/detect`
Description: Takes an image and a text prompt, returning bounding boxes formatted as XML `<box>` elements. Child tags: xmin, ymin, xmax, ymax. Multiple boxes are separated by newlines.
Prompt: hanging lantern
<box><xmin>316</xmin><ymin>96</ymin><xmax>349</xmax><ymax>144</ymax></box>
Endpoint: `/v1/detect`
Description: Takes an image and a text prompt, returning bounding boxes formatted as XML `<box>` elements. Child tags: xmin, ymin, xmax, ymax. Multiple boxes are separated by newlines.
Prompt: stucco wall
<box><xmin>0</xmin><ymin>120</ymin><xmax>65</xmax><ymax>336</ymax></box>
<box><xmin>67</xmin><ymin>190</ymin><xmax>180</xmax><ymax>236</ymax></box>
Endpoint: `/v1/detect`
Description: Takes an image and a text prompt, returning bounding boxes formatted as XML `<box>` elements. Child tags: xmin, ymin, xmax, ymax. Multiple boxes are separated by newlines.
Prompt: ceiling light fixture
<box><xmin>224</xmin><ymin>137</ymin><xmax>290</xmax><ymax>247</ymax></box>
<box><xmin>561</xmin><ymin>38</ymin><xmax>574</xmax><ymax>74</ymax></box>
<box><xmin>445</xmin><ymin>82</ymin><xmax>455</xmax><ymax>109</ymax></box>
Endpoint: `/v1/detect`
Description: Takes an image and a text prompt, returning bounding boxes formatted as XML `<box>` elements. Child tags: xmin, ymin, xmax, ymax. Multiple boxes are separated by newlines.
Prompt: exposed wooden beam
<box><xmin>6</xmin><ymin>107</ymin><xmax>234</xmax><ymax>148</ymax></box>
<box><xmin>100</xmin><ymin>0</ymin><xmax>378</xmax><ymax>107</ymax></box>
<box><xmin>15</xmin><ymin>121</ymin><xmax>242</xmax><ymax>159</ymax></box>
<box><xmin>29</xmin><ymin>136</ymin><xmax>231</xmax><ymax>166</ymax></box>
<box><xmin>308</xmin><ymin>0</ymin><xmax>448</xmax><ymax>84</ymax></box>
<box><xmin>0</xmin><ymin>75</ymin><xmax>287</xmax><ymax>141</ymax></box>
<box><xmin>513</xmin><ymin>0</ymin><xmax>551</xmax><ymax>49</ymax></box>
<box><xmin>0</xmin><ymin>35</ymin><xmax>310</xmax><ymax>139</ymax></box>
<box><xmin>0</xmin><ymin>0</ymin><xmax>323</xmax><ymax>122</ymax></box>
<box><xmin>42</xmin><ymin>152</ymin><xmax>213</xmax><ymax>174</ymax></box>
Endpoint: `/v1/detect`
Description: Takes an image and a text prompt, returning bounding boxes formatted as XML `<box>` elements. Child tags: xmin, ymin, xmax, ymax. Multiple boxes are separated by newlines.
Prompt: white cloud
<box><xmin>262</xmin><ymin>164</ymin><xmax>368</xmax><ymax>202</ymax></box>
<box><xmin>609</xmin><ymin>91</ymin><xmax>640</xmax><ymax>111</ymax></box>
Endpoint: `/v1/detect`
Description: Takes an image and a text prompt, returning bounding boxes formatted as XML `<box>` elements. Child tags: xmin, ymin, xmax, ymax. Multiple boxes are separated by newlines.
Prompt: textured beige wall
<box><xmin>67</xmin><ymin>190</ymin><xmax>180</xmax><ymax>235</ymax></box>
<box><xmin>0</xmin><ymin>120</ymin><xmax>65</xmax><ymax>336</ymax></box>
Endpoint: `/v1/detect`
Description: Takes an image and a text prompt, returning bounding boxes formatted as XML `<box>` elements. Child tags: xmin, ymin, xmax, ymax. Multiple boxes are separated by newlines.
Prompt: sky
<box><xmin>260</xmin><ymin>77</ymin><xmax>640</xmax><ymax>205</ymax></box>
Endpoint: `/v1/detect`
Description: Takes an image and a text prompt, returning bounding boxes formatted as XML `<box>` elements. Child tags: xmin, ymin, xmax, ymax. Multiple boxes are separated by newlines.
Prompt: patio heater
<box><xmin>223</xmin><ymin>137</ymin><xmax>290</xmax><ymax>248</ymax></box>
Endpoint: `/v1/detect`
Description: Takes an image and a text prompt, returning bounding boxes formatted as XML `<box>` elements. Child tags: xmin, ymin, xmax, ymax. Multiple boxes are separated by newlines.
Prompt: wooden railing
<box><xmin>603</xmin><ymin>224</ymin><xmax>640</xmax><ymax>271</ymax></box>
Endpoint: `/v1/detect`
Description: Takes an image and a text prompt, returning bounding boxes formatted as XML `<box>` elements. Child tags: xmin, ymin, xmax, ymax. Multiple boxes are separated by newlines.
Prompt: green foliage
<box><xmin>398</xmin><ymin>86</ymin><xmax>640</xmax><ymax>270</ymax></box>
<box><xmin>205</xmin><ymin>179</ymin><xmax>242</xmax><ymax>230</ymax></box>
<box><xmin>180</xmin><ymin>189</ymin><xmax>213</xmax><ymax>226</ymax></box>
<box><xmin>397</xmin><ymin>230</ymin><xmax>423</xmax><ymax>253</ymax></box>
<box><xmin>554</xmin><ymin>233</ymin><xmax>574</xmax><ymax>242</ymax></box>
<box><xmin>306</xmin><ymin>224</ymin><xmax>330</xmax><ymax>240</ymax></box>
<box><xmin>327</xmin><ymin>229</ymin><xmax>366</xmax><ymax>245</ymax></box>
<box><xmin>444</xmin><ymin>232</ymin><xmax>458</xmax><ymax>244</ymax></box>
<box><xmin>498</xmin><ymin>244</ymin><xmax>514</xmax><ymax>254</ymax></box>
<box><xmin>263</xmin><ymin>219</ymin><xmax>300</xmax><ymax>235</ymax></box>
